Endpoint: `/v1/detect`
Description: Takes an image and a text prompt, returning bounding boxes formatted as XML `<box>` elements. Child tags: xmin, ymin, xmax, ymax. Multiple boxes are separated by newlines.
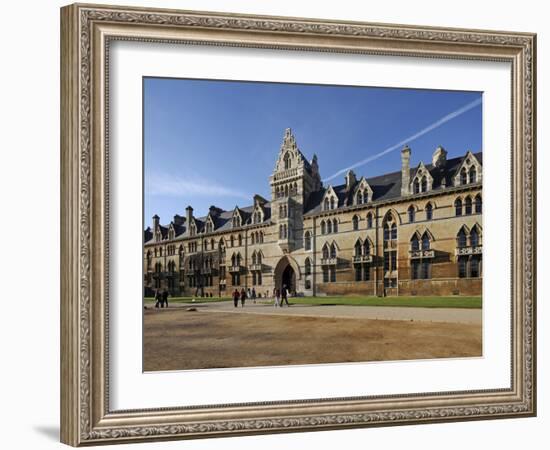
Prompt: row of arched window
<box><xmin>275</xmin><ymin>182</ymin><xmax>298</xmax><ymax>198</ymax></box>
<box><xmin>250</xmin><ymin>251</ymin><xmax>263</xmax><ymax>266</ymax></box>
<box><xmin>455</xmin><ymin>195</ymin><xmax>482</xmax><ymax>216</ymax></box>
<box><xmin>407</xmin><ymin>203</ymin><xmax>434</xmax><ymax>223</ymax></box>
<box><xmin>459</xmin><ymin>166</ymin><xmax>478</xmax><ymax>185</ymax></box>
<box><xmin>320</xmin><ymin>218</ymin><xmax>338</xmax><ymax>235</ymax></box>
<box><xmin>279</xmin><ymin>204</ymin><xmax>288</xmax><ymax>218</ymax></box>
<box><xmin>352</xmin><ymin>213</ymin><xmax>374</xmax><ymax>230</ymax></box>
<box><xmin>250</xmin><ymin>231</ymin><xmax>264</xmax><ymax>245</ymax></box>
<box><xmin>279</xmin><ymin>224</ymin><xmax>289</xmax><ymax>240</ymax></box>
<box><xmin>323</xmin><ymin>196</ymin><xmax>337</xmax><ymax>211</ymax></box>
<box><xmin>321</xmin><ymin>242</ymin><xmax>338</xmax><ymax>260</ymax></box>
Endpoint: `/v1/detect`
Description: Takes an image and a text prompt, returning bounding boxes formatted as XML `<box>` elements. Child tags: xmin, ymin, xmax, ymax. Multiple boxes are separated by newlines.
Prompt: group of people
<box><xmin>272</xmin><ymin>285</ymin><xmax>290</xmax><ymax>307</ymax></box>
<box><xmin>232</xmin><ymin>285</ymin><xmax>291</xmax><ymax>308</ymax></box>
<box><xmin>232</xmin><ymin>287</ymin><xmax>256</xmax><ymax>307</ymax></box>
<box><xmin>154</xmin><ymin>288</ymin><xmax>169</xmax><ymax>308</ymax></box>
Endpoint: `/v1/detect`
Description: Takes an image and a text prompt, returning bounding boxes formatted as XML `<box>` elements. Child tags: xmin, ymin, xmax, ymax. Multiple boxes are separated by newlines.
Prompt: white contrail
<box><xmin>322</xmin><ymin>97</ymin><xmax>482</xmax><ymax>183</ymax></box>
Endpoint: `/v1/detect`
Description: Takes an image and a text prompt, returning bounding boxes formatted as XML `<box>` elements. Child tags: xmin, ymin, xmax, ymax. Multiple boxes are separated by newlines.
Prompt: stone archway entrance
<box><xmin>274</xmin><ymin>256</ymin><xmax>300</xmax><ymax>294</ymax></box>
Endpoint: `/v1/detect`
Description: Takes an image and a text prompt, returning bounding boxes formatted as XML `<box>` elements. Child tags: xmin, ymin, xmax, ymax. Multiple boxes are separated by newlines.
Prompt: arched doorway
<box><xmin>274</xmin><ymin>256</ymin><xmax>300</xmax><ymax>294</ymax></box>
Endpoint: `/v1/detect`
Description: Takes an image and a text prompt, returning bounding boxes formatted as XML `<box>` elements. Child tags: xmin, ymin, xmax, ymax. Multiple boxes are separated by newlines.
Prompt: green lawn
<box><xmin>144</xmin><ymin>296</ymin><xmax>231</xmax><ymax>304</ymax></box>
<box><xmin>144</xmin><ymin>295</ymin><xmax>481</xmax><ymax>309</ymax></box>
<box><xmin>282</xmin><ymin>296</ymin><xmax>482</xmax><ymax>309</ymax></box>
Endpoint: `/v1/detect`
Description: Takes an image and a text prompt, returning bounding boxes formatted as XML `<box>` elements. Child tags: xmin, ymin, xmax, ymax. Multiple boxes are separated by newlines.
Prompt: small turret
<box><xmin>401</xmin><ymin>145</ymin><xmax>411</xmax><ymax>196</ymax></box>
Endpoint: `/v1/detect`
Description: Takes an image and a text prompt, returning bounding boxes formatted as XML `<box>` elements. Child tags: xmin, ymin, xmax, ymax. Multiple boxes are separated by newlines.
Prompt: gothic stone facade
<box><xmin>144</xmin><ymin>129</ymin><xmax>482</xmax><ymax>298</ymax></box>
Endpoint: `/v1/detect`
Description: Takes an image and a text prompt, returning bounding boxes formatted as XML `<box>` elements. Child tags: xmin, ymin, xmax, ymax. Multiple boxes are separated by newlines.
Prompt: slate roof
<box><xmin>304</xmin><ymin>151</ymin><xmax>482</xmax><ymax>215</ymax></box>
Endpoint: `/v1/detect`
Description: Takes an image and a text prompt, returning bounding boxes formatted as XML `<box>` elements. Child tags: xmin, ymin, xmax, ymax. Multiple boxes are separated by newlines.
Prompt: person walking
<box><xmin>232</xmin><ymin>289</ymin><xmax>240</xmax><ymax>308</ymax></box>
<box><xmin>251</xmin><ymin>287</ymin><xmax>256</xmax><ymax>304</ymax></box>
<box><xmin>274</xmin><ymin>288</ymin><xmax>281</xmax><ymax>308</ymax></box>
<box><xmin>240</xmin><ymin>288</ymin><xmax>247</xmax><ymax>307</ymax></box>
<box><xmin>162</xmin><ymin>289</ymin><xmax>169</xmax><ymax>308</ymax></box>
<box><xmin>154</xmin><ymin>289</ymin><xmax>161</xmax><ymax>308</ymax></box>
<box><xmin>281</xmin><ymin>285</ymin><xmax>290</xmax><ymax>307</ymax></box>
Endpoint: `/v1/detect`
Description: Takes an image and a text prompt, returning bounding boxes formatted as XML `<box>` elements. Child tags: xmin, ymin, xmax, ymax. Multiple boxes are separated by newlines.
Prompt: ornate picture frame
<box><xmin>60</xmin><ymin>3</ymin><xmax>536</xmax><ymax>446</ymax></box>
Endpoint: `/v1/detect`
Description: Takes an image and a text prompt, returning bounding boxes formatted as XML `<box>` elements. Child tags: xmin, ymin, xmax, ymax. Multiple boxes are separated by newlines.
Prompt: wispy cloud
<box><xmin>323</xmin><ymin>97</ymin><xmax>482</xmax><ymax>183</ymax></box>
<box><xmin>145</xmin><ymin>172</ymin><xmax>251</xmax><ymax>200</ymax></box>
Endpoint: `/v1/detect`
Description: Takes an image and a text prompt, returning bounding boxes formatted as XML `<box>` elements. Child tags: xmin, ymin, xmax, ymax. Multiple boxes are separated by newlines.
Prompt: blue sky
<box><xmin>144</xmin><ymin>77</ymin><xmax>482</xmax><ymax>226</ymax></box>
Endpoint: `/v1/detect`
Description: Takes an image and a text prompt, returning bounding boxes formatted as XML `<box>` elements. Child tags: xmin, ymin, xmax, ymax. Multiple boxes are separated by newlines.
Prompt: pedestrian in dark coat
<box><xmin>233</xmin><ymin>289</ymin><xmax>240</xmax><ymax>308</ymax></box>
<box><xmin>154</xmin><ymin>289</ymin><xmax>161</xmax><ymax>308</ymax></box>
<box><xmin>162</xmin><ymin>289</ymin><xmax>169</xmax><ymax>308</ymax></box>
<box><xmin>281</xmin><ymin>285</ymin><xmax>290</xmax><ymax>306</ymax></box>
<box><xmin>240</xmin><ymin>288</ymin><xmax>247</xmax><ymax>307</ymax></box>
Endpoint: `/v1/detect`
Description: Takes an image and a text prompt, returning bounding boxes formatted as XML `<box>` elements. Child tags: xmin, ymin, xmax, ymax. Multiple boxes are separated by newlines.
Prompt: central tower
<box><xmin>270</xmin><ymin>128</ymin><xmax>322</xmax><ymax>252</ymax></box>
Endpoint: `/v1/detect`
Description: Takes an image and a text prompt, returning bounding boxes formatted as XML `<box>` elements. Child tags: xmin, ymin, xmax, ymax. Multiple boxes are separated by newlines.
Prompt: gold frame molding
<box><xmin>60</xmin><ymin>3</ymin><xmax>537</xmax><ymax>446</ymax></box>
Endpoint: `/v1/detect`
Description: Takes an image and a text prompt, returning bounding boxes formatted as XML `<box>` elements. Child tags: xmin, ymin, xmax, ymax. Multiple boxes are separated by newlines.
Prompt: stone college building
<box><xmin>144</xmin><ymin>129</ymin><xmax>482</xmax><ymax>298</ymax></box>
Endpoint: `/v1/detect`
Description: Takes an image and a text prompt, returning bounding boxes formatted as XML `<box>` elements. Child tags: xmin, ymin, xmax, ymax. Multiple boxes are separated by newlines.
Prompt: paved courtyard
<box><xmin>143</xmin><ymin>300</ymin><xmax>482</xmax><ymax>371</ymax></box>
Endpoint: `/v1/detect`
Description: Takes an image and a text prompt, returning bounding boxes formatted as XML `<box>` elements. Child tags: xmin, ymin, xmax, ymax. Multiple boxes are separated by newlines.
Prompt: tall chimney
<box><xmin>185</xmin><ymin>206</ymin><xmax>193</xmax><ymax>225</ymax></box>
<box><xmin>401</xmin><ymin>145</ymin><xmax>411</xmax><ymax>196</ymax></box>
<box><xmin>432</xmin><ymin>145</ymin><xmax>447</xmax><ymax>168</ymax></box>
<box><xmin>152</xmin><ymin>214</ymin><xmax>160</xmax><ymax>230</ymax></box>
<box><xmin>345</xmin><ymin>170</ymin><xmax>357</xmax><ymax>192</ymax></box>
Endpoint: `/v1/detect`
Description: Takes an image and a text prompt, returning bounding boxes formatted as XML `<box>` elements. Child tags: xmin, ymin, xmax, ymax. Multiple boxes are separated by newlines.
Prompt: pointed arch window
<box><xmin>304</xmin><ymin>231</ymin><xmax>311</xmax><ymax>251</ymax></box>
<box><xmin>421</xmin><ymin>232</ymin><xmax>431</xmax><ymax>250</ymax></box>
<box><xmin>322</xmin><ymin>244</ymin><xmax>329</xmax><ymax>259</ymax></box>
<box><xmin>411</xmin><ymin>234</ymin><xmax>420</xmax><ymax>252</ymax></box>
<box><xmin>366</xmin><ymin>213</ymin><xmax>373</xmax><ymax>229</ymax></box>
<box><xmin>421</xmin><ymin>176</ymin><xmax>427</xmax><ymax>192</ymax></box>
<box><xmin>475</xmin><ymin>194</ymin><xmax>482</xmax><ymax>214</ymax></box>
<box><xmin>284</xmin><ymin>152</ymin><xmax>291</xmax><ymax>169</ymax></box>
<box><xmin>408</xmin><ymin>205</ymin><xmax>415</xmax><ymax>223</ymax></box>
<box><xmin>425</xmin><ymin>203</ymin><xmax>433</xmax><ymax>220</ymax></box>
<box><xmin>357</xmin><ymin>191</ymin><xmax>364</xmax><ymax>205</ymax></box>
<box><xmin>330</xmin><ymin>243</ymin><xmax>337</xmax><ymax>259</ymax></box>
<box><xmin>333</xmin><ymin>219</ymin><xmax>338</xmax><ymax>233</ymax></box>
<box><xmin>413</xmin><ymin>179</ymin><xmax>420</xmax><ymax>194</ymax></box>
<box><xmin>352</xmin><ymin>215</ymin><xmax>359</xmax><ymax>231</ymax></box>
<box><xmin>320</xmin><ymin>220</ymin><xmax>326</xmax><ymax>235</ymax></box>
<box><xmin>323</xmin><ymin>198</ymin><xmax>329</xmax><ymax>210</ymax></box>
<box><xmin>363</xmin><ymin>239</ymin><xmax>371</xmax><ymax>256</ymax></box>
<box><xmin>460</xmin><ymin>168</ymin><xmax>468</xmax><ymax>185</ymax></box>
<box><xmin>391</xmin><ymin>223</ymin><xmax>397</xmax><ymax>240</ymax></box>
<box><xmin>305</xmin><ymin>258</ymin><xmax>312</xmax><ymax>275</ymax></box>
<box><xmin>455</xmin><ymin>198</ymin><xmax>463</xmax><ymax>216</ymax></box>
<box><xmin>327</xmin><ymin>220</ymin><xmax>333</xmax><ymax>234</ymax></box>
<box><xmin>457</xmin><ymin>228</ymin><xmax>468</xmax><ymax>248</ymax></box>
<box><xmin>470</xmin><ymin>227</ymin><xmax>479</xmax><ymax>247</ymax></box>
<box><xmin>330</xmin><ymin>197</ymin><xmax>336</xmax><ymax>210</ymax></box>
<box><xmin>465</xmin><ymin>196</ymin><xmax>472</xmax><ymax>215</ymax></box>
<box><xmin>469</xmin><ymin>166</ymin><xmax>477</xmax><ymax>183</ymax></box>
<box><xmin>354</xmin><ymin>240</ymin><xmax>362</xmax><ymax>257</ymax></box>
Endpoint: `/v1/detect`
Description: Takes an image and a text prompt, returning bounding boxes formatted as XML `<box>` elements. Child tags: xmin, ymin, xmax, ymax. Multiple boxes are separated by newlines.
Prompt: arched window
<box><xmin>304</xmin><ymin>231</ymin><xmax>311</xmax><ymax>251</ymax></box>
<box><xmin>231</xmin><ymin>253</ymin><xmax>237</xmax><ymax>266</ymax></box>
<box><xmin>238</xmin><ymin>234</ymin><xmax>242</xmax><ymax>246</ymax></box>
<box><xmin>251</xmin><ymin>252</ymin><xmax>257</xmax><ymax>265</ymax></box>
<box><xmin>455</xmin><ymin>198</ymin><xmax>463</xmax><ymax>216</ymax></box>
<box><xmin>421</xmin><ymin>176</ymin><xmax>427</xmax><ymax>192</ymax></box>
<box><xmin>259</xmin><ymin>231</ymin><xmax>264</xmax><ymax>243</ymax></box>
<box><xmin>357</xmin><ymin>191</ymin><xmax>363</xmax><ymax>205</ymax></box>
<box><xmin>330</xmin><ymin>197</ymin><xmax>336</xmax><ymax>210</ymax></box>
<box><xmin>352</xmin><ymin>215</ymin><xmax>359</xmax><ymax>231</ymax></box>
<box><xmin>413</xmin><ymin>179</ymin><xmax>420</xmax><ymax>194</ymax></box>
<box><xmin>330</xmin><ymin>243</ymin><xmax>337</xmax><ymax>259</ymax></box>
<box><xmin>470</xmin><ymin>227</ymin><xmax>479</xmax><ymax>247</ymax></box>
<box><xmin>408</xmin><ymin>205</ymin><xmax>415</xmax><ymax>223</ymax></box>
<box><xmin>475</xmin><ymin>194</ymin><xmax>482</xmax><ymax>214</ymax></box>
<box><xmin>469</xmin><ymin>166</ymin><xmax>477</xmax><ymax>184</ymax></box>
<box><xmin>354</xmin><ymin>240</ymin><xmax>362</xmax><ymax>257</ymax></box>
<box><xmin>363</xmin><ymin>190</ymin><xmax>369</xmax><ymax>203</ymax></box>
<box><xmin>460</xmin><ymin>168</ymin><xmax>468</xmax><ymax>185</ymax></box>
<box><xmin>284</xmin><ymin>185</ymin><xmax>289</xmax><ymax>197</ymax></box>
<box><xmin>323</xmin><ymin>198</ymin><xmax>329</xmax><ymax>210</ymax></box>
<box><xmin>159</xmin><ymin>247</ymin><xmax>163</xmax><ymax>257</ymax></box>
<box><xmin>284</xmin><ymin>152</ymin><xmax>291</xmax><ymax>169</ymax></box>
<box><xmin>305</xmin><ymin>258</ymin><xmax>311</xmax><ymax>276</ymax></box>
<box><xmin>411</xmin><ymin>234</ymin><xmax>420</xmax><ymax>252</ymax></box>
<box><xmin>465</xmin><ymin>196</ymin><xmax>472</xmax><ymax>215</ymax></box>
<box><xmin>421</xmin><ymin>232</ymin><xmax>431</xmax><ymax>250</ymax></box>
<box><xmin>251</xmin><ymin>233</ymin><xmax>255</xmax><ymax>245</ymax></box>
<box><xmin>219</xmin><ymin>239</ymin><xmax>225</xmax><ymax>257</ymax></box>
<box><xmin>322</xmin><ymin>244</ymin><xmax>329</xmax><ymax>259</ymax></box>
<box><xmin>366</xmin><ymin>213</ymin><xmax>373</xmax><ymax>229</ymax></box>
<box><xmin>279</xmin><ymin>225</ymin><xmax>284</xmax><ymax>240</ymax></box>
<box><xmin>327</xmin><ymin>220</ymin><xmax>333</xmax><ymax>234</ymax></box>
<box><xmin>333</xmin><ymin>219</ymin><xmax>338</xmax><ymax>233</ymax></box>
<box><xmin>457</xmin><ymin>228</ymin><xmax>467</xmax><ymax>247</ymax></box>
<box><xmin>320</xmin><ymin>220</ymin><xmax>326</xmax><ymax>235</ymax></box>
<box><xmin>425</xmin><ymin>203</ymin><xmax>433</xmax><ymax>220</ymax></box>
<box><xmin>363</xmin><ymin>239</ymin><xmax>370</xmax><ymax>255</ymax></box>
<box><xmin>383</xmin><ymin>223</ymin><xmax>390</xmax><ymax>241</ymax></box>
<box><xmin>257</xmin><ymin>252</ymin><xmax>262</xmax><ymax>265</ymax></box>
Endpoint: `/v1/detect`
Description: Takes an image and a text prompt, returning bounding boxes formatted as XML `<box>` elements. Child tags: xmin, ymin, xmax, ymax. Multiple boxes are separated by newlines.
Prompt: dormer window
<box><xmin>284</xmin><ymin>152</ymin><xmax>291</xmax><ymax>170</ymax></box>
<box><xmin>454</xmin><ymin>152</ymin><xmax>482</xmax><ymax>186</ymax></box>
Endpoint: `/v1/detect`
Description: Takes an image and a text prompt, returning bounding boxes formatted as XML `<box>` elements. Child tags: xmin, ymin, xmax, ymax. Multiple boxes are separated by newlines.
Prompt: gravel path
<box><xmin>151</xmin><ymin>300</ymin><xmax>481</xmax><ymax>324</ymax></box>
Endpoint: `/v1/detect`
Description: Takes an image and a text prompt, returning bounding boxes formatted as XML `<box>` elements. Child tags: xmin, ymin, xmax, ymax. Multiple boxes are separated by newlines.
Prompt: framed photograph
<box><xmin>60</xmin><ymin>3</ymin><xmax>536</xmax><ymax>446</ymax></box>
